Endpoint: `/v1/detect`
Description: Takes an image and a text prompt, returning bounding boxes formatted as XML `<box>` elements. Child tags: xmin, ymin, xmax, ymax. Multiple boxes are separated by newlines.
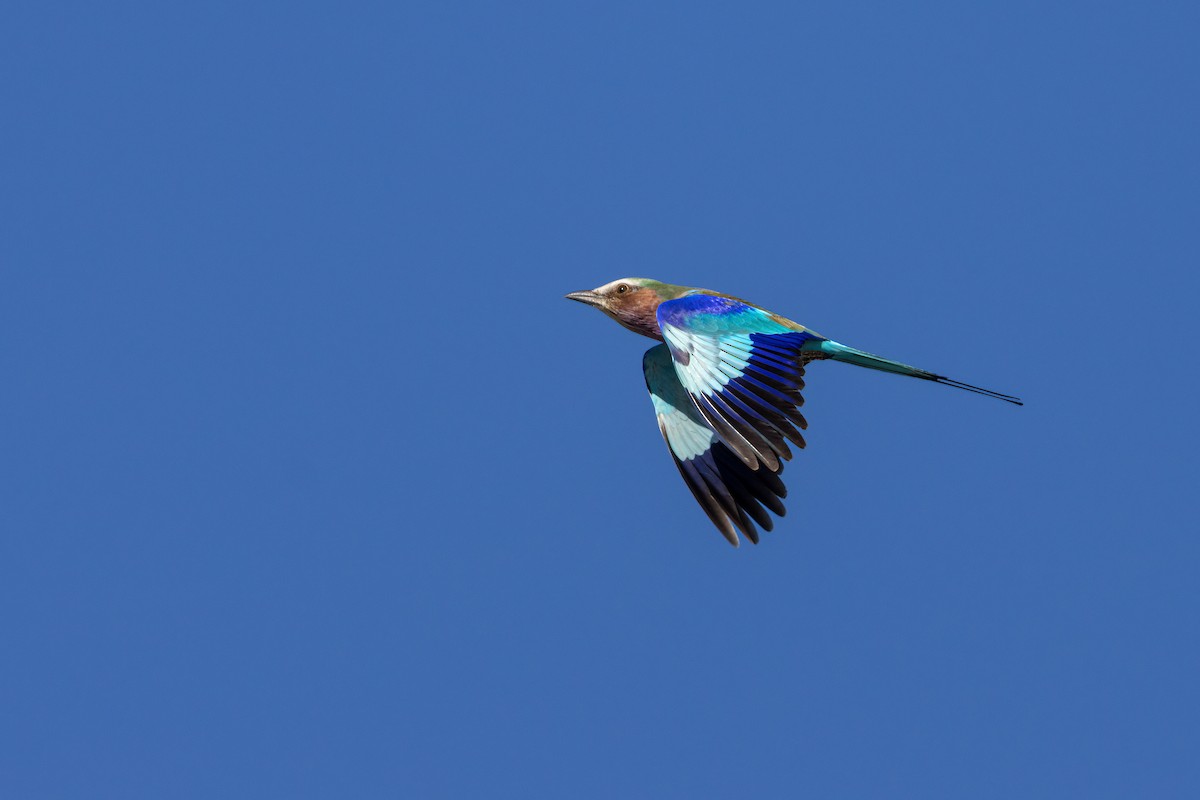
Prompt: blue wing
<box><xmin>656</xmin><ymin>293</ymin><xmax>820</xmax><ymax>471</ymax></box>
<box><xmin>644</xmin><ymin>344</ymin><xmax>787</xmax><ymax>546</ymax></box>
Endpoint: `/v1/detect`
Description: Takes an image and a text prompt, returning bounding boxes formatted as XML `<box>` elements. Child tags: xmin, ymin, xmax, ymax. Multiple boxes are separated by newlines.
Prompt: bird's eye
<box><xmin>617</xmin><ymin>284</ymin><xmax>629</xmax><ymax>294</ymax></box>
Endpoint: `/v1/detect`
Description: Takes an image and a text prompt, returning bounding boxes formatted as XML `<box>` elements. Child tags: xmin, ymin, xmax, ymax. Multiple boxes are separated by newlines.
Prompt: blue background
<box><xmin>3</xmin><ymin>2</ymin><xmax>1197</xmax><ymax>797</ymax></box>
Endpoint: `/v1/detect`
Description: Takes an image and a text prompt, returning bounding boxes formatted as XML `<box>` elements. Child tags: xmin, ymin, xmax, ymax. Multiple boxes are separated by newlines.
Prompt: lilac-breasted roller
<box><xmin>567</xmin><ymin>278</ymin><xmax>1022</xmax><ymax>547</ymax></box>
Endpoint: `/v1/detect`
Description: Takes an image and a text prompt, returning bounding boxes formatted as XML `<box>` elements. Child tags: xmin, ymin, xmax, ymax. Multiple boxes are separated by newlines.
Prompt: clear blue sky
<box><xmin>2</xmin><ymin>2</ymin><xmax>1197</xmax><ymax>797</ymax></box>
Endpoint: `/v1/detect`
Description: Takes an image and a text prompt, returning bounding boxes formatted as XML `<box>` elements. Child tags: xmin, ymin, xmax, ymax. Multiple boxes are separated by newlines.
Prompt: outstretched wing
<box><xmin>656</xmin><ymin>293</ymin><xmax>821</xmax><ymax>472</ymax></box>
<box><xmin>644</xmin><ymin>344</ymin><xmax>788</xmax><ymax>546</ymax></box>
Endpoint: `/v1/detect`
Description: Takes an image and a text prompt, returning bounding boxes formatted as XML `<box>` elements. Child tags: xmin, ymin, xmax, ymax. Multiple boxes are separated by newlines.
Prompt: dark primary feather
<box><xmin>669</xmin><ymin>425</ymin><xmax>789</xmax><ymax>546</ymax></box>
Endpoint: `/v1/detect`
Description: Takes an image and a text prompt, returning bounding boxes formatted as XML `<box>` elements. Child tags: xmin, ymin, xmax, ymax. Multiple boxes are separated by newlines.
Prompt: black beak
<box><xmin>565</xmin><ymin>290</ymin><xmax>604</xmax><ymax>307</ymax></box>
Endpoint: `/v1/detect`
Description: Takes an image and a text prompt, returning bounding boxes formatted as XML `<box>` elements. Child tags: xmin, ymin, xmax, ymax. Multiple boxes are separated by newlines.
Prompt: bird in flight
<box><xmin>567</xmin><ymin>278</ymin><xmax>1021</xmax><ymax>547</ymax></box>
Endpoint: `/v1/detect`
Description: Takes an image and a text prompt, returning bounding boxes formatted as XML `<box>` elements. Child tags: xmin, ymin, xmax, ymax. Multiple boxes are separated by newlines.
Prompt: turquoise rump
<box><xmin>567</xmin><ymin>278</ymin><xmax>1022</xmax><ymax>547</ymax></box>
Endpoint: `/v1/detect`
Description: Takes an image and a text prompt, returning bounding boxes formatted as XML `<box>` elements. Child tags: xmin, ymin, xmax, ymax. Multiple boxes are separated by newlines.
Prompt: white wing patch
<box><xmin>654</xmin><ymin>400</ymin><xmax>714</xmax><ymax>461</ymax></box>
<box><xmin>662</xmin><ymin>324</ymin><xmax>731</xmax><ymax>397</ymax></box>
<box><xmin>645</xmin><ymin>341</ymin><xmax>716</xmax><ymax>461</ymax></box>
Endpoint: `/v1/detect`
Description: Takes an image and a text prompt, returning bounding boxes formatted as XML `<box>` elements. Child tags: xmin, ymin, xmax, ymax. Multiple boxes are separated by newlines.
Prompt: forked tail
<box><xmin>804</xmin><ymin>340</ymin><xmax>1023</xmax><ymax>406</ymax></box>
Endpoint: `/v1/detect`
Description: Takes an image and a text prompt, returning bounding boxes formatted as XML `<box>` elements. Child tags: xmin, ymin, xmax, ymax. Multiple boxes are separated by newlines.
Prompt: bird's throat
<box><xmin>607</xmin><ymin>293</ymin><xmax>665</xmax><ymax>340</ymax></box>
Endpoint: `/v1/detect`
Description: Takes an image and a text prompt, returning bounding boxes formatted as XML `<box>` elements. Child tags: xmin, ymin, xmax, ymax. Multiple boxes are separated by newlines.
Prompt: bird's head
<box><xmin>565</xmin><ymin>278</ymin><xmax>692</xmax><ymax>340</ymax></box>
